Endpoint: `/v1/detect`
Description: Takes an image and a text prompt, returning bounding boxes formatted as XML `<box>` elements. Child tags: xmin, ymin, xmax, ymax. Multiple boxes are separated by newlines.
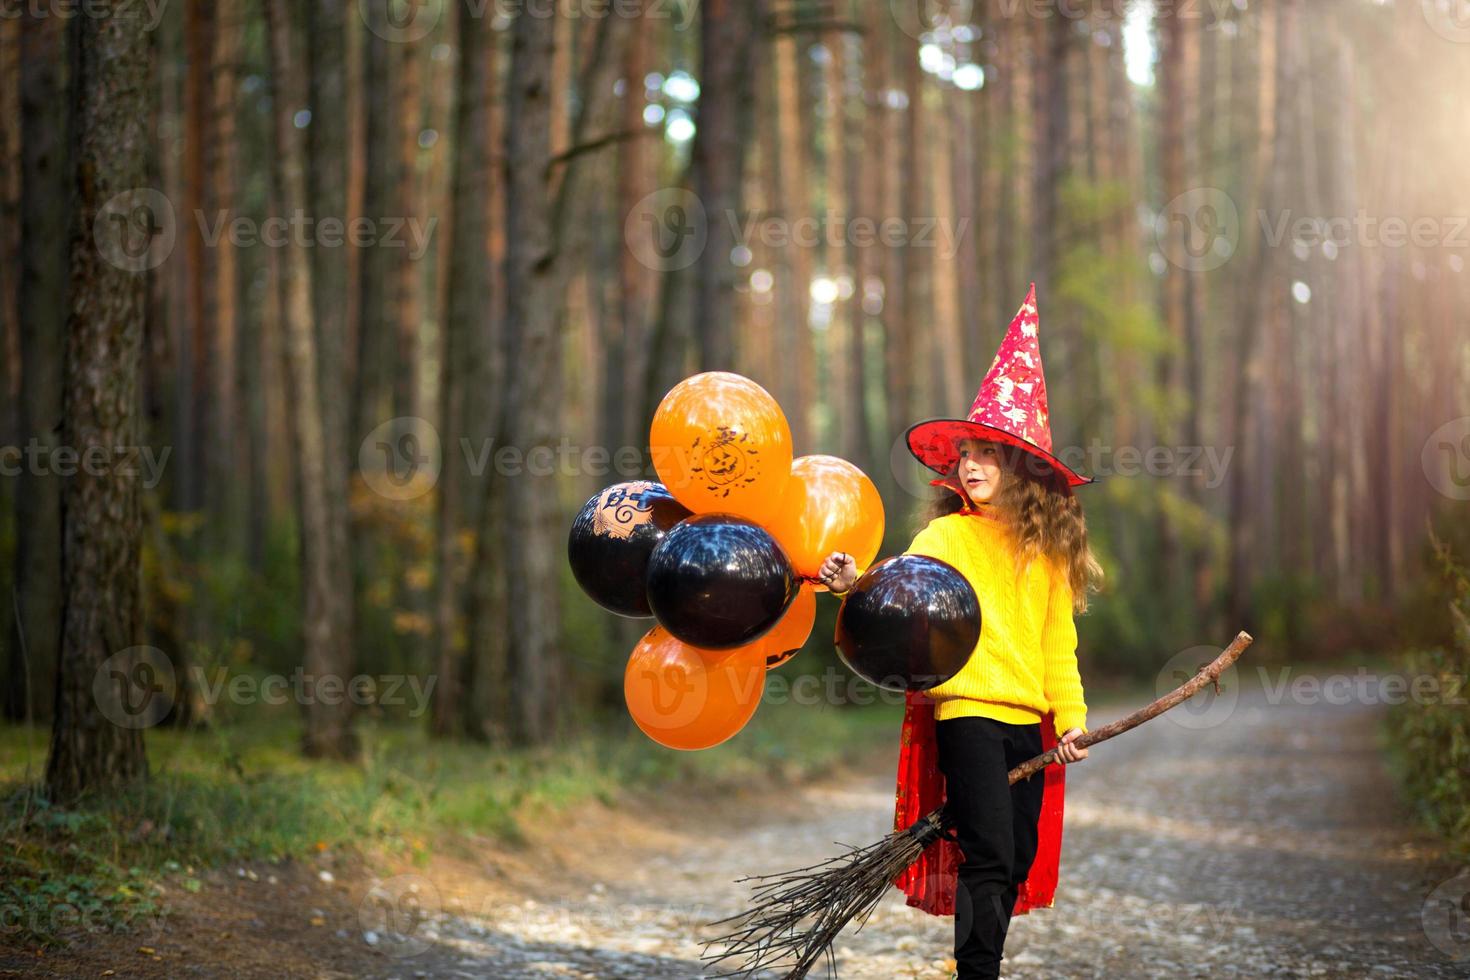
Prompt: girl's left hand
<box><xmin>1056</xmin><ymin>728</ymin><xmax>1089</xmax><ymax>764</ymax></box>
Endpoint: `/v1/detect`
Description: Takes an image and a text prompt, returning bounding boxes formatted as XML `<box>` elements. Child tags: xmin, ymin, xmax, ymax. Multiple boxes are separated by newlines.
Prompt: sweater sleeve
<box><xmin>903</xmin><ymin>518</ymin><xmax>951</xmax><ymax>563</ymax></box>
<box><xmin>1041</xmin><ymin>562</ymin><xmax>1088</xmax><ymax>734</ymax></box>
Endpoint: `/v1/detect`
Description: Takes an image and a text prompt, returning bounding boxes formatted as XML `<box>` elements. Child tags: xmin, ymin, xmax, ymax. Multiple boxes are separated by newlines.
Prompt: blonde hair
<box><xmin>918</xmin><ymin>441</ymin><xmax>1103</xmax><ymax>613</ymax></box>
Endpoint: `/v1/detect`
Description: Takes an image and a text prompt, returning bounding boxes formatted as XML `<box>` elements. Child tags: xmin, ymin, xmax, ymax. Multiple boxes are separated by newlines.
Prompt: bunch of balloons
<box><xmin>568</xmin><ymin>372</ymin><xmax>885</xmax><ymax>750</ymax></box>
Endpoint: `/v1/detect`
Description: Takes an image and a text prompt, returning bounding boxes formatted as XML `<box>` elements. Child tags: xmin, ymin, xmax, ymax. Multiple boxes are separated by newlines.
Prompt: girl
<box><xmin>818</xmin><ymin>285</ymin><xmax>1102</xmax><ymax>980</ymax></box>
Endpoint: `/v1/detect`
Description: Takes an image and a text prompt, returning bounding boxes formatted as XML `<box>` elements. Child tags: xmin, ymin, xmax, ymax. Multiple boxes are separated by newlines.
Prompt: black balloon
<box><xmin>834</xmin><ymin>555</ymin><xmax>981</xmax><ymax>691</ymax></box>
<box><xmin>645</xmin><ymin>514</ymin><xmax>799</xmax><ymax>649</ymax></box>
<box><xmin>568</xmin><ymin>481</ymin><xmax>692</xmax><ymax>617</ymax></box>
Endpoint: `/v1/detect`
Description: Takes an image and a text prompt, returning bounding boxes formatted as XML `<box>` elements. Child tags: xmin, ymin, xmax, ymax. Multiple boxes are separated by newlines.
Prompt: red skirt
<box><xmin>891</xmin><ymin>691</ymin><xmax>1065</xmax><ymax>916</ymax></box>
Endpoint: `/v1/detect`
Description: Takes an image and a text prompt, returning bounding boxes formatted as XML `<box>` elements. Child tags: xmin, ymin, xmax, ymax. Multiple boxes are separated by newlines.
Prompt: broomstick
<box><xmin>698</xmin><ymin>630</ymin><xmax>1254</xmax><ymax>980</ymax></box>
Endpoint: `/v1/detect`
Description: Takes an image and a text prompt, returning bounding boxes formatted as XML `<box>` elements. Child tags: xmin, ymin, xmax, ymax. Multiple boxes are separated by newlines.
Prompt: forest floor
<box><xmin>1</xmin><ymin>684</ymin><xmax>1465</xmax><ymax>979</ymax></box>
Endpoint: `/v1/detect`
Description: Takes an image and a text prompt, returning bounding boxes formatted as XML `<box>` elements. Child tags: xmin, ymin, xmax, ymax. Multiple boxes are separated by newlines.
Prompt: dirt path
<box><xmin>377</xmin><ymin>689</ymin><xmax>1463</xmax><ymax>979</ymax></box>
<box><xmin>5</xmin><ymin>686</ymin><xmax>1462</xmax><ymax>978</ymax></box>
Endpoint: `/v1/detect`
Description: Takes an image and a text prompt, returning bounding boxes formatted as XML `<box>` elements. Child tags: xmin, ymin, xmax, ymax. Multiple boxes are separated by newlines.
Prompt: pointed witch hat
<box><xmin>906</xmin><ymin>283</ymin><xmax>1094</xmax><ymax>490</ymax></box>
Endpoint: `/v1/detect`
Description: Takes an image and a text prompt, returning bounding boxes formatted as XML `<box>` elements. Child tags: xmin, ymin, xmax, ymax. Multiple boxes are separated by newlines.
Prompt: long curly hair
<box><xmin>917</xmin><ymin>440</ymin><xmax>1103</xmax><ymax>613</ymax></box>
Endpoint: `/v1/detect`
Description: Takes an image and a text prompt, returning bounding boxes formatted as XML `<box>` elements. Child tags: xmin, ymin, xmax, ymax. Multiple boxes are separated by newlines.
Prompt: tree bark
<box><xmin>433</xmin><ymin>0</ymin><xmax>495</xmax><ymax>737</ymax></box>
<box><xmin>692</xmin><ymin>0</ymin><xmax>761</xmax><ymax>370</ymax></box>
<box><xmin>204</xmin><ymin>0</ymin><xmax>241</xmax><ymax>552</ymax></box>
<box><xmin>46</xmin><ymin>1</ymin><xmax>153</xmax><ymax>800</ymax></box>
<box><xmin>265</xmin><ymin>0</ymin><xmax>357</xmax><ymax>760</ymax></box>
<box><xmin>6</xmin><ymin>11</ymin><xmax>67</xmax><ymax>725</ymax></box>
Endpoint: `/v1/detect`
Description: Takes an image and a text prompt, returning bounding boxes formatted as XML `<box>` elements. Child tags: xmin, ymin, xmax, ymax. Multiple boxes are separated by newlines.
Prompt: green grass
<box><xmin>0</xmin><ymin>697</ymin><xmax>897</xmax><ymax>945</ymax></box>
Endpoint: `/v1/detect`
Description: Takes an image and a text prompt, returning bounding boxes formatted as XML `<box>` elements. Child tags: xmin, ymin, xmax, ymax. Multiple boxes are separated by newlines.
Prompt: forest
<box><xmin>1</xmin><ymin>0</ymin><xmax>1469</xmax><ymax>974</ymax></box>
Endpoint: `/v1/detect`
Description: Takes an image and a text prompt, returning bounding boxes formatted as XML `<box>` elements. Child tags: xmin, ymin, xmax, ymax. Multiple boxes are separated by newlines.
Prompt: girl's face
<box><xmin>956</xmin><ymin>438</ymin><xmax>1004</xmax><ymax>505</ymax></box>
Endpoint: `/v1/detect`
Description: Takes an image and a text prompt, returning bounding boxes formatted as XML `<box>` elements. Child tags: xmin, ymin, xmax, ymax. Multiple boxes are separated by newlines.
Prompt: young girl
<box><xmin>818</xmin><ymin>285</ymin><xmax>1102</xmax><ymax>980</ymax></box>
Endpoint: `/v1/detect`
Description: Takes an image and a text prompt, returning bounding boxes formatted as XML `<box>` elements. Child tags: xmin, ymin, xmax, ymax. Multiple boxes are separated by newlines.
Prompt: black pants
<box><xmin>936</xmin><ymin>716</ymin><xmax>1046</xmax><ymax>980</ymax></box>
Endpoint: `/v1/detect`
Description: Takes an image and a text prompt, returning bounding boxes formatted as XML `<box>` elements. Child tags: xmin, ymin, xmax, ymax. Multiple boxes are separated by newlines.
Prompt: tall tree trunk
<box><xmin>0</xmin><ymin>19</ymin><xmax>19</xmax><ymax>453</ymax></box>
<box><xmin>692</xmin><ymin>0</ymin><xmax>760</xmax><ymax>371</ymax></box>
<box><xmin>204</xmin><ymin>0</ymin><xmax>241</xmax><ymax>552</ymax></box>
<box><xmin>473</xmin><ymin>7</ymin><xmax>629</xmax><ymax>745</ymax></box>
<box><xmin>179</xmin><ymin>0</ymin><xmax>212</xmax><ymax>513</ymax></box>
<box><xmin>394</xmin><ymin>21</ymin><xmax>425</xmax><ymax>424</ymax></box>
<box><xmin>773</xmin><ymin>17</ymin><xmax>812</xmax><ymax>448</ymax></box>
<box><xmin>307</xmin><ymin>0</ymin><xmax>356</xmax><ymax>696</ymax></box>
<box><xmin>265</xmin><ymin>0</ymin><xmax>358</xmax><ymax>760</ymax></box>
<box><xmin>823</xmin><ymin>22</ymin><xmax>851</xmax><ymax>456</ymax></box>
<box><xmin>497</xmin><ymin>7</ymin><xmax>562</xmax><ymax>746</ymax></box>
<box><xmin>46</xmin><ymin>2</ymin><xmax>153</xmax><ymax>800</ymax></box>
<box><xmin>353</xmin><ymin>9</ymin><xmax>395</xmax><ymax>466</ymax></box>
<box><xmin>433</xmin><ymin>0</ymin><xmax>495</xmax><ymax>737</ymax></box>
<box><xmin>7</xmin><ymin>11</ymin><xmax>68</xmax><ymax>725</ymax></box>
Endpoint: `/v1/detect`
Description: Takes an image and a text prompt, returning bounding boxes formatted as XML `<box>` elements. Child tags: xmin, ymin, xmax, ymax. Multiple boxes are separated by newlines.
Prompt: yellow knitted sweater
<box><xmin>899</xmin><ymin>507</ymin><xmax>1088</xmax><ymax>732</ymax></box>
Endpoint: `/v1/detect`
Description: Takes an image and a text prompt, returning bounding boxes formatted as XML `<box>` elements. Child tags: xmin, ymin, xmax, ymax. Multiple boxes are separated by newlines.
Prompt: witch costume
<box><xmin>891</xmin><ymin>284</ymin><xmax>1094</xmax><ymax>978</ymax></box>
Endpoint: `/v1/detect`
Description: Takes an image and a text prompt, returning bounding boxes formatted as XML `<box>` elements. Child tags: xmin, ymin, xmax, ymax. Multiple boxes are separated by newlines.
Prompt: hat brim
<box><xmin>905</xmin><ymin>418</ymin><xmax>1095</xmax><ymax>488</ymax></box>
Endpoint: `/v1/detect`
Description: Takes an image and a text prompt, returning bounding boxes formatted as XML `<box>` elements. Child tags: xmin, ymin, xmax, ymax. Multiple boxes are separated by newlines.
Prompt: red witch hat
<box><xmin>906</xmin><ymin>284</ymin><xmax>1094</xmax><ymax>489</ymax></box>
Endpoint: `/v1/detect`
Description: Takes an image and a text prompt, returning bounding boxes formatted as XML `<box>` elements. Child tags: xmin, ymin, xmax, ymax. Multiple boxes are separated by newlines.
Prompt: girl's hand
<box><xmin>818</xmin><ymin>551</ymin><xmax>858</xmax><ymax>592</ymax></box>
<box><xmin>1056</xmin><ymin>728</ymin><xmax>1088</xmax><ymax>764</ymax></box>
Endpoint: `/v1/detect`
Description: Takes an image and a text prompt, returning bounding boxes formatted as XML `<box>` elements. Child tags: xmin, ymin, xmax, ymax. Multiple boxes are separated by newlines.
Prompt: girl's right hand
<box><xmin>818</xmin><ymin>551</ymin><xmax>858</xmax><ymax>593</ymax></box>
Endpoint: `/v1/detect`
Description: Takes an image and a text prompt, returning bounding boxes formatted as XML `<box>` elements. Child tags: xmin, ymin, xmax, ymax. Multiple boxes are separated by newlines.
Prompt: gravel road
<box><xmin>376</xmin><ymin>688</ymin><xmax>1466</xmax><ymax>979</ymax></box>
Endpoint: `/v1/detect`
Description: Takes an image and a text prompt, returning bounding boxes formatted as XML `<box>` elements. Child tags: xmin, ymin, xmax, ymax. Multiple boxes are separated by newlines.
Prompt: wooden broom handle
<box><xmin>1006</xmin><ymin>630</ymin><xmax>1254</xmax><ymax>785</ymax></box>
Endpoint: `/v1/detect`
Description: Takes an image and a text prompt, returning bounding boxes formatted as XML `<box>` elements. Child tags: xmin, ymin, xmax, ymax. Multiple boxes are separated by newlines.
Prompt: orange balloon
<box><xmin>767</xmin><ymin>455</ymin><xmax>885</xmax><ymax>582</ymax></box>
<box><xmin>762</xmin><ymin>583</ymin><xmax>817</xmax><ymax>669</ymax></box>
<box><xmin>624</xmin><ymin>626</ymin><xmax>767</xmax><ymax>751</ymax></box>
<box><xmin>649</xmin><ymin>372</ymin><xmax>793</xmax><ymax>525</ymax></box>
